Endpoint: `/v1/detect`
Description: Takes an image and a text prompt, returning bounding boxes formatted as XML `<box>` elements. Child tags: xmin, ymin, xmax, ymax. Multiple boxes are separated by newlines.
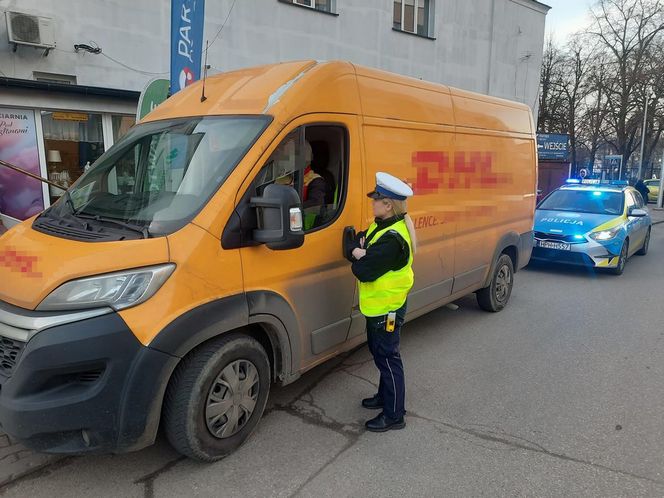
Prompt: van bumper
<box><xmin>0</xmin><ymin>309</ymin><xmax>179</xmax><ymax>454</ymax></box>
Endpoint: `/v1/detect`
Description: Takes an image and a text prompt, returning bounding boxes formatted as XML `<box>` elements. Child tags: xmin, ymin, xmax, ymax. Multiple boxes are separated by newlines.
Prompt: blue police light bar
<box><xmin>565</xmin><ymin>178</ymin><xmax>581</xmax><ymax>184</ymax></box>
<box><xmin>609</xmin><ymin>180</ymin><xmax>628</xmax><ymax>186</ymax></box>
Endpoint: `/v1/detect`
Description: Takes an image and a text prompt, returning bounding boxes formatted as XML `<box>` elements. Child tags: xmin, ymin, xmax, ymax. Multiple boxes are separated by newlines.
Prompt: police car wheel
<box><xmin>163</xmin><ymin>333</ymin><xmax>270</xmax><ymax>462</ymax></box>
<box><xmin>610</xmin><ymin>240</ymin><xmax>628</xmax><ymax>275</ymax></box>
<box><xmin>476</xmin><ymin>254</ymin><xmax>514</xmax><ymax>312</ymax></box>
<box><xmin>636</xmin><ymin>228</ymin><xmax>650</xmax><ymax>256</ymax></box>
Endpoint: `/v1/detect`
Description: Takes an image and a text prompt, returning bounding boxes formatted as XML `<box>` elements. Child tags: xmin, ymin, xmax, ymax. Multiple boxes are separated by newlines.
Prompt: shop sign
<box><xmin>0</xmin><ymin>107</ymin><xmax>44</xmax><ymax>220</ymax></box>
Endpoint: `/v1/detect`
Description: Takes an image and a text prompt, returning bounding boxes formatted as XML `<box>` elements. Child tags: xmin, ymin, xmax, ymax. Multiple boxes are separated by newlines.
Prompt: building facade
<box><xmin>0</xmin><ymin>0</ymin><xmax>549</xmax><ymax>226</ymax></box>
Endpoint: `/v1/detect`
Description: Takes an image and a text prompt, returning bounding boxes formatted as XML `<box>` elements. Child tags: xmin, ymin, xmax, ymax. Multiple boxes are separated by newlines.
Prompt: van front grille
<box><xmin>0</xmin><ymin>336</ymin><xmax>26</xmax><ymax>378</ymax></box>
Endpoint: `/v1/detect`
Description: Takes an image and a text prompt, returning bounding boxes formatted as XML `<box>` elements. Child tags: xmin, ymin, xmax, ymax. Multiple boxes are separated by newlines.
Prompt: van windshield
<box><xmin>44</xmin><ymin>116</ymin><xmax>269</xmax><ymax>236</ymax></box>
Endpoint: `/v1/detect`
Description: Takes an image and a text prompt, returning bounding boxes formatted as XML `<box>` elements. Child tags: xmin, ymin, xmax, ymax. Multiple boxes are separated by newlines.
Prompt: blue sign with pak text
<box><xmin>170</xmin><ymin>0</ymin><xmax>205</xmax><ymax>95</ymax></box>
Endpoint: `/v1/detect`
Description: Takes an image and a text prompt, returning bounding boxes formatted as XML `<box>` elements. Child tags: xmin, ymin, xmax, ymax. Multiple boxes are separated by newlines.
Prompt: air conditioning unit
<box><xmin>6</xmin><ymin>12</ymin><xmax>56</xmax><ymax>53</ymax></box>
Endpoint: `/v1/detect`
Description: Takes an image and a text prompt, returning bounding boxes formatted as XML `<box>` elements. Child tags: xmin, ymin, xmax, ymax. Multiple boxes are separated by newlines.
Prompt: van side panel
<box><xmin>448</xmin><ymin>89</ymin><xmax>535</xmax><ymax>292</ymax></box>
<box><xmin>360</xmin><ymin>118</ymin><xmax>456</xmax><ymax>313</ymax></box>
<box><xmin>450</xmin><ymin>90</ymin><xmax>533</xmax><ymax>135</ymax></box>
<box><xmin>354</xmin><ymin>67</ymin><xmax>454</xmax><ymax>126</ymax></box>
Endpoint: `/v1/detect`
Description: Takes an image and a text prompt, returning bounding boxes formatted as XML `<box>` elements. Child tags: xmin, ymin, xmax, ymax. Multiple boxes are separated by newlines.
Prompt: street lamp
<box><xmin>637</xmin><ymin>92</ymin><xmax>655</xmax><ymax>180</ymax></box>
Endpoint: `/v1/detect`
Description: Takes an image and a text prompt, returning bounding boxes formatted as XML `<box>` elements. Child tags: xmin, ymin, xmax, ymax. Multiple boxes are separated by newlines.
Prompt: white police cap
<box><xmin>367</xmin><ymin>172</ymin><xmax>414</xmax><ymax>201</ymax></box>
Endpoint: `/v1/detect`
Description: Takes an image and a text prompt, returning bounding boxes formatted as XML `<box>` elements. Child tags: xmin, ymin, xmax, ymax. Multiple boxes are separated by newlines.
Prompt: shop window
<box><xmin>254</xmin><ymin>124</ymin><xmax>346</xmax><ymax>232</ymax></box>
<box><xmin>41</xmin><ymin>111</ymin><xmax>104</xmax><ymax>204</ymax></box>
<box><xmin>112</xmin><ymin>115</ymin><xmax>135</xmax><ymax>143</ymax></box>
<box><xmin>393</xmin><ymin>0</ymin><xmax>433</xmax><ymax>37</ymax></box>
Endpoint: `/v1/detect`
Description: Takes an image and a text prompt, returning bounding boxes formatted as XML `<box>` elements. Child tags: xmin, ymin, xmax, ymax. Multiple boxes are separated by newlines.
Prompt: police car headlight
<box><xmin>37</xmin><ymin>264</ymin><xmax>175</xmax><ymax>311</ymax></box>
<box><xmin>589</xmin><ymin>226</ymin><xmax>621</xmax><ymax>241</ymax></box>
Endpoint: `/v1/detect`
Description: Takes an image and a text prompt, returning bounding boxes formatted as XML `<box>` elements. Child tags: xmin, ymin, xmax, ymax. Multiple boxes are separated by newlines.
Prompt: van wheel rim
<box><xmin>619</xmin><ymin>244</ymin><xmax>627</xmax><ymax>270</ymax></box>
<box><xmin>205</xmin><ymin>359</ymin><xmax>259</xmax><ymax>439</ymax></box>
<box><xmin>495</xmin><ymin>264</ymin><xmax>512</xmax><ymax>302</ymax></box>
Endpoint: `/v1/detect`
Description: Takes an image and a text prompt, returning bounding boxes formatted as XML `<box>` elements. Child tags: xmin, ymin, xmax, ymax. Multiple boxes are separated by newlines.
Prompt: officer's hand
<box><xmin>352</xmin><ymin>248</ymin><xmax>367</xmax><ymax>260</ymax></box>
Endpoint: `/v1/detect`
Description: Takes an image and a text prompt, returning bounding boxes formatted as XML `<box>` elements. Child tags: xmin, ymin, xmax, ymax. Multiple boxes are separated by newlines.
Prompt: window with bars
<box><xmin>393</xmin><ymin>0</ymin><xmax>433</xmax><ymax>38</ymax></box>
<box><xmin>281</xmin><ymin>0</ymin><xmax>335</xmax><ymax>14</ymax></box>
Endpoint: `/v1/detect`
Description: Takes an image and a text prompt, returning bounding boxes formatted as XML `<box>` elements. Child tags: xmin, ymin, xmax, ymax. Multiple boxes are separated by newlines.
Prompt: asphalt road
<box><xmin>2</xmin><ymin>226</ymin><xmax>664</xmax><ymax>497</ymax></box>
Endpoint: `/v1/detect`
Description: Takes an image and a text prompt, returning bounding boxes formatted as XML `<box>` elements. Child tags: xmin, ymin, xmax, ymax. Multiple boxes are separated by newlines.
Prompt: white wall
<box><xmin>0</xmin><ymin>0</ymin><xmax>548</xmax><ymax>109</ymax></box>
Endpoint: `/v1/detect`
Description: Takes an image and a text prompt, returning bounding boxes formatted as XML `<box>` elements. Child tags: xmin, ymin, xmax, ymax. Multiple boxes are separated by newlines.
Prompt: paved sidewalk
<box><xmin>650</xmin><ymin>206</ymin><xmax>664</xmax><ymax>225</ymax></box>
<box><xmin>0</xmin><ymin>435</ymin><xmax>60</xmax><ymax>487</ymax></box>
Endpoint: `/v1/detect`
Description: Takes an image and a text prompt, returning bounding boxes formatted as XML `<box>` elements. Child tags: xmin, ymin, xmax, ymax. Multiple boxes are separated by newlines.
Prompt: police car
<box><xmin>532</xmin><ymin>180</ymin><xmax>652</xmax><ymax>274</ymax></box>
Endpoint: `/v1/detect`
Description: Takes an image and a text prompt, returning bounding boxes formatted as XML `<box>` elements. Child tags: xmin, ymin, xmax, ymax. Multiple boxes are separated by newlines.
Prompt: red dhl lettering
<box><xmin>408</xmin><ymin>151</ymin><xmax>512</xmax><ymax>195</ymax></box>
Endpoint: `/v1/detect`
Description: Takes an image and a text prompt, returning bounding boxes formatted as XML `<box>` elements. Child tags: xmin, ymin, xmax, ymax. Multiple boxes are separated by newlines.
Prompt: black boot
<box><xmin>365</xmin><ymin>412</ymin><xmax>406</xmax><ymax>432</ymax></box>
<box><xmin>361</xmin><ymin>394</ymin><xmax>384</xmax><ymax>409</ymax></box>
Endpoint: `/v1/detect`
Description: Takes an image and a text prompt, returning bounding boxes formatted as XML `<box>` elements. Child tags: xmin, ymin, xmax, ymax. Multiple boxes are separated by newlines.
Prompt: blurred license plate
<box><xmin>537</xmin><ymin>240</ymin><xmax>571</xmax><ymax>250</ymax></box>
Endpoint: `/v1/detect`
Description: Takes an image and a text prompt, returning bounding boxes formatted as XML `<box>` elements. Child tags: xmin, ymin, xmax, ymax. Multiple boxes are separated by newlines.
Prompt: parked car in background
<box><xmin>644</xmin><ymin>179</ymin><xmax>660</xmax><ymax>203</ymax></box>
<box><xmin>532</xmin><ymin>181</ymin><xmax>651</xmax><ymax>275</ymax></box>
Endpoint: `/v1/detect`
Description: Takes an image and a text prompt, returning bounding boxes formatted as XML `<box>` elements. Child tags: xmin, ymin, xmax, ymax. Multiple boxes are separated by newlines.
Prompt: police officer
<box><xmin>348</xmin><ymin>172</ymin><xmax>417</xmax><ymax>432</ymax></box>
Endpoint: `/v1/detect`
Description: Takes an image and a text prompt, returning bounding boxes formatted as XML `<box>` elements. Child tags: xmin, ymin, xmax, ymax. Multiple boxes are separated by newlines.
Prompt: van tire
<box><xmin>476</xmin><ymin>254</ymin><xmax>514</xmax><ymax>312</ymax></box>
<box><xmin>163</xmin><ymin>333</ymin><xmax>270</xmax><ymax>462</ymax></box>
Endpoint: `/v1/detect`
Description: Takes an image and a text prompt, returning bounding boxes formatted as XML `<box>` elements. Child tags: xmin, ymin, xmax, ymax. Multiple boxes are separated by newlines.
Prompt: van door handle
<box><xmin>343</xmin><ymin>226</ymin><xmax>356</xmax><ymax>260</ymax></box>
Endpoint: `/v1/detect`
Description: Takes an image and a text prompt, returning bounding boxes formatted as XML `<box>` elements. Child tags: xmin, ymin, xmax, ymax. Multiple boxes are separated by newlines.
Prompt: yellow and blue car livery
<box><xmin>532</xmin><ymin>181</ymin><xmax>651</xmax><ymax>270</ymax></box>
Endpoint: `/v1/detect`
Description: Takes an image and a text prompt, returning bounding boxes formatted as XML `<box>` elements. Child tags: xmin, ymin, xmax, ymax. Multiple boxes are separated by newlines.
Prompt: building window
<box><xmin>393</xmin><ymin>0</ymin><xmax>433</xmax><ymax>37</ymax></box>
<box><xmin>280</xmin><ymin>0</ymin><xmax>336</xmax><ymax>14</ymax></box>
<box><xmin>41</xmin><ymin>110</ymin><xmax>104</xmax><ymax>203</ymax></box>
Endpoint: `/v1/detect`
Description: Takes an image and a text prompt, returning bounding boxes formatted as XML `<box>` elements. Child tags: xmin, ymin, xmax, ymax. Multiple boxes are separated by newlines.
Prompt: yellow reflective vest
<box><xmin>358</xmin><ymin>219</ymin><xmax>414</xmax><ymax>317</ymax></box>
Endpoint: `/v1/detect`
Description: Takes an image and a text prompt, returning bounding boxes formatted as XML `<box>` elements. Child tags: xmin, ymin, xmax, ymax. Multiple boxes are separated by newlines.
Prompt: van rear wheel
<box><xmin>163</xmin><ymin>334</ymin><xmax>270</xmax><ymax>462</ymax></box>
<box><xmin>476</xmin><ymin>254</ymin><xmax>514</xmax><ymax>312</ymax></box>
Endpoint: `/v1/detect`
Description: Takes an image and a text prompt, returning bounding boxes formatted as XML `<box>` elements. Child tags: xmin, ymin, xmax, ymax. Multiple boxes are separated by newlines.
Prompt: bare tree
<box><xmin>537</xmin><ymin>38</ymin><xmax>566</xmax><ymax>132</ymax></box>
<box><xmin>577</xmin><ymin>52</ymin><xmax>611</xmax><ymax>171</ymax></box>
<box><xmin>588</xmin><ymin>0</ymin><xmax>664</xmax><ymax>170</ymax></box>
<box><xmin>640</xmin><ymin>37</ymin><xmax>664</xmax><ymax>177</ymax></box>
<box><xmin>556</xmin><ymin>38</ymin><xmax>590</xmax><ymax>172</ymax></box>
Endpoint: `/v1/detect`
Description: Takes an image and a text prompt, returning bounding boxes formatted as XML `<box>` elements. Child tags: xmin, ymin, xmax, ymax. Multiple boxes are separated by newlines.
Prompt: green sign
<box><xmin>137</xmin><ymin>78</ymin><xmax>170</xmax><ymax>121</ymax></box>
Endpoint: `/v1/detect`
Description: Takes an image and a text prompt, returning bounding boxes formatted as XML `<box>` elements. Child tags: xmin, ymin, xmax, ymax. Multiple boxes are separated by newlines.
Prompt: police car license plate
<box><xmin>537</xmin><ymin>240</ymin><xmax>571</xmax><ymax>251</ymax></box>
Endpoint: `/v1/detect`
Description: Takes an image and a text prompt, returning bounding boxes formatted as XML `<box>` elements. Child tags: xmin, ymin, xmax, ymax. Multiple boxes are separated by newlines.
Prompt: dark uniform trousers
<box><xmin>365</xmin><ymin>303</ymin><xmax>407</xmax><ymax>419</ymax></box>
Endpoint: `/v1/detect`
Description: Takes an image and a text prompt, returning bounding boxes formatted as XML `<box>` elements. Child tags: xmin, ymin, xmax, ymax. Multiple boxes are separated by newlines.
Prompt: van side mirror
<box><xmin>250</xmin><ymin>184</ymin><xmax>305</xmax><ymax>250</ymax></box>
<box><xmin>629</xmin><ymin>207</ymin><xmax>647</xmax><ymax>218</ymax></box>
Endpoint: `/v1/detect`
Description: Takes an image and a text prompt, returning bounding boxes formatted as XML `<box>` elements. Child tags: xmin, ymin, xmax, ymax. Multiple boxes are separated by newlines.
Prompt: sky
<box><xmin>544</xmin><ymin>0</ymin><xmax>595</xmax><ymax>44</ymax></box>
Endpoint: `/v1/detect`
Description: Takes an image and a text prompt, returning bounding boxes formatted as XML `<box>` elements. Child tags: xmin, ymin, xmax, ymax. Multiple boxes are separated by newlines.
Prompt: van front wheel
<box><xmin>476</xmin><ymin>254</ymin><xmax>514</xmax><ymax>312</ymax></box>
<box><xmin>163</xmin><ymin>334</ymin><xmax>270</xmax><ymax>462</ymax></box>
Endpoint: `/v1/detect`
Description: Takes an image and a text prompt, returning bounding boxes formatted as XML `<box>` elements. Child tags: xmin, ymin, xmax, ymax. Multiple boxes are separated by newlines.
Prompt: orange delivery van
<box><xmin>0</xmin><ymin>61</ymin><xmax>536</xmax><ymax>461</ymax></box>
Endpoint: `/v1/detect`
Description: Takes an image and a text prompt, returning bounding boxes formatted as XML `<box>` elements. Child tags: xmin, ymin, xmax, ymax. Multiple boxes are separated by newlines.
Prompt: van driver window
<box><xmin>255</xmin><ymin>125</ymin><xmax>346</xmax><ymax>232</ymax></box>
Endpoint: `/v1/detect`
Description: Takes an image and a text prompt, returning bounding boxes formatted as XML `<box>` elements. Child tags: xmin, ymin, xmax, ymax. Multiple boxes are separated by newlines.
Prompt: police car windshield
<box><xmin>538</xmin><ymin>189</ymin><xmax>624</xmax><ymax>216</ymax></box>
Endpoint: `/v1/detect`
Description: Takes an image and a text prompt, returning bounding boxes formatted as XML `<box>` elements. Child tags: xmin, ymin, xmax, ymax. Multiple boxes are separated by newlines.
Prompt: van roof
<box><xmin>144</xmin><ymin>60</ymin><xmax>533</xmax><ymax>135</ymax></box>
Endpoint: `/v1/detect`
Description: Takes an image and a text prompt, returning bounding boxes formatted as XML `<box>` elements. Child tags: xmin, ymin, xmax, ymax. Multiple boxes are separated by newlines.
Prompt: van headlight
<box><xmin>588</xmin><ymin>226</ymin><xmax>621</xmax><ymax>241</ymax></box>
<box><xmin>37</xmin><ymin>264</ymin><xmax>175</xmax><ymax>311</ymax></box>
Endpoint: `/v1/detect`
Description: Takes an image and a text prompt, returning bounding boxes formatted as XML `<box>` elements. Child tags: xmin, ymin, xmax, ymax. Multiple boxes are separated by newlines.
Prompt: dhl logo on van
<box><xmin>408</xmin><ymin>151</ymin><xmax>512</xmax><ymax>194</ymax></box>
<box><xmin>0</xmin><ymin>247</ymin><xmax>42</xmax><ymax>278</ymax></box>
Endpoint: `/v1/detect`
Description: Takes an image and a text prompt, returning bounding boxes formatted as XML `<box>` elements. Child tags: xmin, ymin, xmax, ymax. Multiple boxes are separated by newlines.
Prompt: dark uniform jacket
<box><xmin>347</xmin><ymin>215</ymin><xmax>410</xmax><ymax>283</ymax></box>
